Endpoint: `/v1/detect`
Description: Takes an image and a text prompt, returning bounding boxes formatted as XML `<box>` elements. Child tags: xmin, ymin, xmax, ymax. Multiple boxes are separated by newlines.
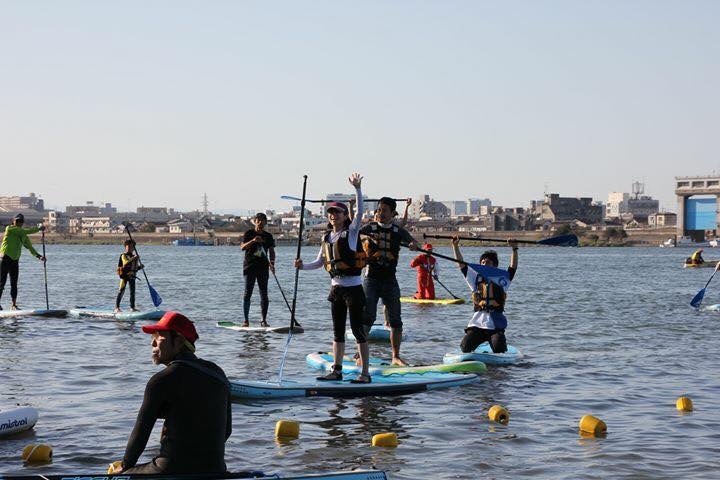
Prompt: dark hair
<box><xmin>254</xmin><ymin>213</ymin><xmax>267</xmax><ymax>221</ymax></box>
<box><xmin>378</xmin><ymin>197</ymin><xmax>397</xmax><ymax>215</ymax></box>
<box><xmin>479</xmin><ymin>250</ymin><xmax>499</xmax><ymax>267</ymax></box>
<box><xmin>124</xmin><ymin>239</ymin><xmax>136</xmax><ymax>247</ymax></box>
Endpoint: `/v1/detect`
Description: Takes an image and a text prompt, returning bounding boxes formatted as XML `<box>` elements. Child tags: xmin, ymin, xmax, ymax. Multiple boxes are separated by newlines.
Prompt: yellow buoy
<box><xmin>372</xmin><ymin>432</ymin><xmax>398</xmax><ymax>447</ymax></box>
<box><xmin>578</xmin><ymin>415</ymin><xmax>607</xmax><ymax>437</ymax></box>
<box><xmin>275</xmin><ymin>420</ymin><xmax>300</xmax><ymax>439</ymax></box>
<box><xmin>488</xmin><ymin>405</ymin><xmax>510</xmax><ymax>425</ymax></box>
<box><xmin>676</xmin><ymin>396</ymin><xmax>693</xmax><ymax>412</ymax></box>
<box><xmin>22</xmin><ymin>444</ymin><xmax>53</xmax><ymax>464</ymax></box>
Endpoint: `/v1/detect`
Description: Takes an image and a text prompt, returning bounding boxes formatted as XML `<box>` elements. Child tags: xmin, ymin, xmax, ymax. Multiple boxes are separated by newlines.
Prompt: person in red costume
<box><xmin>410</xmin><ymin>243</ymin><xmax>438</xmax><ymax>300</ymax></box>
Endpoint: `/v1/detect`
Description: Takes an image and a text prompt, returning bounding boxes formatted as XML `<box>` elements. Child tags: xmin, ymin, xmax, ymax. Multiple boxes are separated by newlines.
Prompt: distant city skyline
<box><xmin>4</xmin><ymin>178</ymin><xmax>675</xmax><ymax>217</ymax></box>
<box><xmin>2</xmin><ymin>2</ymin><xmax>718</xmax><ymax>215</ymax></box>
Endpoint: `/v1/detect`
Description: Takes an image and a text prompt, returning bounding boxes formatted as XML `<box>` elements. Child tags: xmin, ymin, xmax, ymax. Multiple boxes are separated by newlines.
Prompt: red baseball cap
<box><xmin>142</xmin><ymin>311</ymin><xmax>199</xmax><ymax>344</ymax></box>
<box><xmin>423</xmin><ymin>243</ymin><xmax>433</xmax><ymax>251</ymax></box>
<box><xmin>325</xmin><ymin>201</ymin><xmax>348</xmax><ymax>214</ymax></box>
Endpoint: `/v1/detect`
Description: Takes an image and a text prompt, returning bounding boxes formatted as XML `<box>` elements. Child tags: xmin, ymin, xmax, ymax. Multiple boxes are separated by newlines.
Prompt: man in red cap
<box><xmin>115</xmin><ymin>311</ymin><xmax>232</xmax><ymax>474</ymax></box>
<box><xmin>410</xmin><ymin>243</ymin><xmax>438</xmax><ymax>300</ymax></box>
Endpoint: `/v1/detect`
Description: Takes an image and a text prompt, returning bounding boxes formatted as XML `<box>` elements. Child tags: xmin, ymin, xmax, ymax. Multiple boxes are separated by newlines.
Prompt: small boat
<box><xmin>172</xmin><ymin>237</ymin><xmax>214</xmax><ymax>246</ymax></box>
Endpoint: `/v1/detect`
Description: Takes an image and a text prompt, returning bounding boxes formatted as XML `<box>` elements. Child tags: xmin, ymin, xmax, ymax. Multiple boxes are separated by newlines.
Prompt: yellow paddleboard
<box><xmin>400</xmin><ymin>296</ymin><xmax>465</xmax><ymax>305</ymax></box>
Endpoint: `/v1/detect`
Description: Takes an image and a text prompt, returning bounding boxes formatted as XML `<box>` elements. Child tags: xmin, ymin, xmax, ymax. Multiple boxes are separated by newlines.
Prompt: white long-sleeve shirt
<box><xmin>302</xmin><ymin>186</ymin><xmax>363</xmax><ymax>287</ymax></box>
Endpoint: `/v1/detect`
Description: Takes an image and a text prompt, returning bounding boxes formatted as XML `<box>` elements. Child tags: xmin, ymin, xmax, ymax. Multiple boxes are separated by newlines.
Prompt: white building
<box><xmin>606</xmin><ymin>192</ymin><xmax>630</xmax><ymax>218</ymax></box>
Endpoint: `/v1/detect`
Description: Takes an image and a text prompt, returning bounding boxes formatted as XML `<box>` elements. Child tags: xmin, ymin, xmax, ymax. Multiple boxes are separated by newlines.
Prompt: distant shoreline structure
<box><xmin>1</xmin><ymin>228</ymin><xmax>678</xmax><ymax>247</ymax></box>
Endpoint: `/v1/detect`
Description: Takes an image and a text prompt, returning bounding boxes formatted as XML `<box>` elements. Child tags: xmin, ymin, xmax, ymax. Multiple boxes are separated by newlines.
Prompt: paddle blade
<box><xmin>149</xmin><ymin>284</ymin><xmax>163</xmax><ymax>307</ymax></box>
<box><xmin>467</xmin><ymin>263</ymin><xmax>512</xmax><ymax>290</ymax></box>
<box><xmin>538</xmin><ymin>234</ymin><xmax>579</xmax><ymax>247</ymax></box>
<box><xmin>281</xmin><ymin>195</ymin><xmax>302</xmax><ymax>202</ymax></box>
<box><xmin>690</xmin><ymin>288</ymin><xmax>706</xmax><ymax>308</ymax></box>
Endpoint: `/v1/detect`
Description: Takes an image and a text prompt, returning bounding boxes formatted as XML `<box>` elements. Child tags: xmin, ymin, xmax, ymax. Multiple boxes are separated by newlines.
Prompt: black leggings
<box><xmin>243</xmin><ymin>268</ymin><xmax>269</xmax><ymax>321</ymax></box>
<box><xmin>461</xmin><ymin>326</ymin><xmax>507</xmax><ymax>353</ymax></box>
<box><xmin>328</xmin><ymin>285</ymin><xmax>368</xmax><ymax>343</ymax></box>
<box><xmin>0</xmin><ymin>256</ymin><xmax>20</xmax><ymax>304</ymax></box>
<box><xmin>116</xmin><ymin>278</ymin><xmax>136</xmax><ymax>309</ymax></box>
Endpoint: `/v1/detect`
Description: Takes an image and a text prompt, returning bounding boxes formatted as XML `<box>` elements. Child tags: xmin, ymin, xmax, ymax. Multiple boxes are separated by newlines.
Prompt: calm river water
<box><xmin>1</xmin><ymin>245</ymin><xmax>719</xmax><ymax>479</ymax></box>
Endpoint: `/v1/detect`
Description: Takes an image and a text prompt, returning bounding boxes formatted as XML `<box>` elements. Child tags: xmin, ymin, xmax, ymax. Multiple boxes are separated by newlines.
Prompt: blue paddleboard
<box><xmin>230</xmin><ymin>372</ymin><xmax>478</xmax><ymax>400</ymax></box>
<box><xmin>68</xmin><ymin>307</ymin><xmax>166</xmax><ymax>320</ymax></box>
<box><xmin>345</xmin><ymin>324</ymin><xmax>404</xmax><ymax>343</ymax></box>
<box><xmin>306</xmin><ymin>352</ymin><xmax>487</xmax><ymax>375</ymax></box>
<box><xmin>443</xmin><ymin>343</ymin><xmax>523</xmax><ymax>366</ymax></box>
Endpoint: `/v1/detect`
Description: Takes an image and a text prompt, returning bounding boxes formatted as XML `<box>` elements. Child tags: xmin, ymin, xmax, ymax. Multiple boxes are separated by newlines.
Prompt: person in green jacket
<box><xmin>0</xmin><ymin>214</ymin><xmax>46</xmax><ymax>310</ymax></box>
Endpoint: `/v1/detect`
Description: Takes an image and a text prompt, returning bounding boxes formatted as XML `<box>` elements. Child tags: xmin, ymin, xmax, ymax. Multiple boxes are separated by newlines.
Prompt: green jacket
<box><xmin>0</xmin><ymin>226</ymin><xmax>41</xmax><ymax>261</ymax></box>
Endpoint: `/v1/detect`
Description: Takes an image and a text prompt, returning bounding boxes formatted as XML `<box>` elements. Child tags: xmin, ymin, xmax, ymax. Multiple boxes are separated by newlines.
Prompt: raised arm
<box><xmin>451</xmin><ymin>236</ymin><xmax>463</xmax><ymax>268</ymax></box>
<box><xmin>508</xmin><ymin>239</ymin><xmax>518</xmax><ymax>268</ymax></box>
<box><xmin>398</xmin><ymin>197</ymin><xmax>411</xmax><ymax>228</ymax></box>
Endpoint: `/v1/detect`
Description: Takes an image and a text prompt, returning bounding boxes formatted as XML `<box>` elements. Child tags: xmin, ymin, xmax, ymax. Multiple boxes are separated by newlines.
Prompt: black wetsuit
<box><xmin>242</xmin><ymin>229</ymin><xmax>275</xmax><ymax>322</ymax></box>
<box><xmin>122</xmin><ymin>352</ymin><xmax>232</xmax><ymax>474</ymax></box>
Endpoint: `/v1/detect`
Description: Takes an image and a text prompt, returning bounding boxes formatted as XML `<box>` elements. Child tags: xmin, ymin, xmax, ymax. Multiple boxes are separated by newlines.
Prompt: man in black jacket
<box><xmin>115</xmin><ymin>311</ymin><xmax>231</xmax><ymax>474</ymax></box>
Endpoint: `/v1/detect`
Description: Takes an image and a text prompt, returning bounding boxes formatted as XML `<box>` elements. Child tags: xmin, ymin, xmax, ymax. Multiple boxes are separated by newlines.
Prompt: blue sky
<box><xmin>1</xmin><ymin>1</ymin><xmax>718</xmax><ymax>214</ymax></box>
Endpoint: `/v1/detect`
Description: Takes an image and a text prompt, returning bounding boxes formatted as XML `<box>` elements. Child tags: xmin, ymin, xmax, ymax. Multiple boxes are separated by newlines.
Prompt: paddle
<box><xmin>403</xmin><ymin>243</ymin><xmax>511</xmax><ymax>290</ymax></box>
<box><xmin>281</xmin><ymin>195</ymin><xmax>405</xmax><ymax>204</ymax></box>
<box><xmin>40</xmin><ymin>227</ymin><xmax>49</xmax><ymax>310</ymax></box>
<box><xmin>278</xmin><ymin>175</ymin><xmax>308</xmax><ymax>383</ymax></box>
<box><xmin>260</xmin><ymin>245</ymin><xmax>297</xmax><ymax>324</ymax></box>
<box><xmin>432</xmin><ymin>273</ymin><xmax>460</xmax><ymax>300</ymax></box>
<box><xmin>124</xmin><ymin>223</ymin><xmax>163</xmax><ymax>308</ymax></box>
<box><xmin>690</xmin><ymin>267</ymin><xmax>719</xmax><ymax>308</ymax></box>
<box><xmin>423</xmin><ymin>233</ymin><xmax>579</xmax><ymax>247</ymax></box>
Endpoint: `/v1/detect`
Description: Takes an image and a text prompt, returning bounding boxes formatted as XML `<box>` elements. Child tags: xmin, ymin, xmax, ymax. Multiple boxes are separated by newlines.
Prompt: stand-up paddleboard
<box><xmin>444</xmin><ymin>343</ymin><xmax>523</xmax><ymax>366</ymax></box>
<box><xmin>0</xmin><ymin>309</ymin><xmax>67</xmax><ymax>319</ymax></box>
<box><xmin>68</xmin><ymin>307</ymin><xmax>166</xmax><ymax>321</ymax></box>
<box><xmin>0</xmin><ymin>406</ymin><xmax>38</xmax><ymax>437</ymax></box>
<box><xmin>400</xmin><ymin>296</ymin><xmax>465</xmax><ymax>305</ymax></box>
<box><xmin>306</xmin><ymin>352</ymin><xmax>487</xmax><ymax>376</ymax></box>
<box><xmin>346</xmin><ymin>324</ymin><xmax>402</xmax><ymax>343</ymax></box>
<box><xmin>683</xmin><ymin>262</ymin><xmax>717</xmax><ymax>268</ymax></box>
<box><xmin>216</xmin><ymin>321</ymin><xmax>304</xmax><ymax>334</ymax></box>
<box><xmin>0</xmin><ymin>470</ymin><xmax>388</xmax><ymax>480</ymax></box>
<box><xmin>231</xmin><ymin>372</ymin><xmax>478</xmax><ymax>400</ymax></box>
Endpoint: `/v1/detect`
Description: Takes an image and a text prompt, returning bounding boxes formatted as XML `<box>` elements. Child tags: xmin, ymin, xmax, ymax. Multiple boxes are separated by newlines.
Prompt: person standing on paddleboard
<box><xmin>295</xmin><ymin>173</ymin><xmax>372</xmax><ymax>383</ymax></box>
<box><xmin>115</xmin><ymin>239</ymin><xmax>143</xmax><ymax>313</ymax></box>
<box><xmin>451</xmin><ymin>236</ymin><xmax>518</xmax><ymax>354</ymax></box>
<box><xmin>0</xmin><ymin>214</ymin><xmax>46</xmax><ymax>311</ymax></box>
<box><xmin>240</xmin><ymin>212</ymin><xmax>276</xmax><ymax>327</ymax></box>
<box><xmin>360</xmin><ymin>196</ymin><xmax>419</xmax><ymax>366</ymax></box>
<box><xmin>410</xmin><ymin>243</ymin><xmax>439</xmax><ymax>300</ymax></box>
<box><xmin>111</xmin><ymin>311</ymin><xmax>231</xmax><ymax>474</ymax></box>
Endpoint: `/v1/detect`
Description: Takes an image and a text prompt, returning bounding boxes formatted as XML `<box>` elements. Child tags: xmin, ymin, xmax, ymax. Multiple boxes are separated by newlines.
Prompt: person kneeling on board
<box><xmin>111</xmin><ymin>311</ymin><xmax>231</xmax><ymax>474</ymax></box>
<box><xmin>451</xmin><ymin>237</ymin><xmax>518</xmax><ymax>354</ymax></box>
<box><xmin>686</xmin><ymin>249</ymin><xmax>705</xmax><ymax>266</ymax></box>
